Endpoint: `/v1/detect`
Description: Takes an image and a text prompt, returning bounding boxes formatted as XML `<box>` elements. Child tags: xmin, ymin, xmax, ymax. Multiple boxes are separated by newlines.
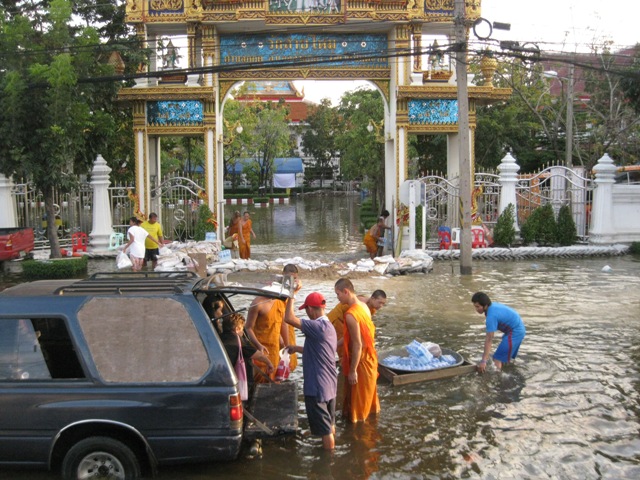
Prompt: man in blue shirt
<box><xmin>285</xmin><ymin>290</ymin><xmax>338</xmax><ymax>450</ymax></box>
<box><xmin>471</xmin><ymin>292</ymin><xmax>526</xmax><ymax>373</ymax></box>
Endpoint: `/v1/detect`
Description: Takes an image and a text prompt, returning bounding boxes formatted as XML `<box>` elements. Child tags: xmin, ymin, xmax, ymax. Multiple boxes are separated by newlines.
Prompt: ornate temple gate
<box><xmin>119</xmin><ymin>1</ymin><xmax>511</xmax><ymax>239</ymax></box>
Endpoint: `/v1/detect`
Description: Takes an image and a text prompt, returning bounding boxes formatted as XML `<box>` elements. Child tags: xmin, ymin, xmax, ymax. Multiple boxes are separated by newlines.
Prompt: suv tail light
<box><xmin>229</xmin><ymin>393</ymin><xmax>243</xmax><ymax>422</ymax></box>
<box><xmin>5</xmin><ymin>239</ymin><xmax>12</xmax><ymax>250</ymax></box>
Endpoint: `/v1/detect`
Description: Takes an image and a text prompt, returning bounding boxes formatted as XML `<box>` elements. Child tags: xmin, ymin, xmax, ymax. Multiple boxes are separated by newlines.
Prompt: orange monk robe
<box><xmin>228</xmin><ymin>219</ymin><xmax>240</xmax><ymax>238</ymax></box>
<box><xmin>239</xmin><ymin>219</ymin><xmax>252</xmax><ymax>260</ymax></box>
<box><xmin>327</xmin><ymin>303</ymin><xmax>349</xmax><ymax>362</ymax></box>
<box><xmin>342</xmin><ymin>303</ymin><xmax>380</xmax><ymax>423</ymax></box>
<box><xmin>363</xmin><ymin>224</ymin><xmax>379</xmax><ymax>256</ymax></box>
<box><xmin>252</xmin><ymin>299</ymin><xmax>286</xmax><ymax>383</ymax></box>
<box><xmin>287</xmin><ymin>324</ymin><xmax>298</xmax><ymax>371</ymax></box>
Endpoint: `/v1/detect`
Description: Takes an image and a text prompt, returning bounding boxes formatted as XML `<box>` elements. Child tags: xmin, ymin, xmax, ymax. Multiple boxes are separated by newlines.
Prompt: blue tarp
<box><xmin>229</xmin><ymin>157</ymin><xmax>303</xmax><ymax>174</ymax></box>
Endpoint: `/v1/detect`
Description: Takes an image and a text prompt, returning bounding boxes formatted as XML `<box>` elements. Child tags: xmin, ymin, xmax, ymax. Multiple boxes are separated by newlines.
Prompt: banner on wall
<box><xmin>274</xmin><ymin>174</ymin><xmax>296</xmax><ymax>189</ymax></box>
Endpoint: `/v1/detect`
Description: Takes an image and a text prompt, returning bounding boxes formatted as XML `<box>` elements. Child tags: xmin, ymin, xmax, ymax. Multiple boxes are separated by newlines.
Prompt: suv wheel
<box><xmin>61</xmin><ymin>436</ymin><xmax>141</xmax><ymax>480</ymax></box>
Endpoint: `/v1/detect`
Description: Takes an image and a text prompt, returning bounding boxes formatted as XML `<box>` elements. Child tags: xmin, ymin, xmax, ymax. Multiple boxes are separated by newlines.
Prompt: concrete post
<box><xmin>589</xmin><ymin>153</ymin><xmax>617</xmax><ymax>244</ymax></box>
<box><xmin>408</xmin><ymin>181</ymin><xmax>417</xmax><ymax>250</ymax></box>
<box><xmin>0</xmin><ymin>174</ymin><xmax>17</xmax><ymax>228</ymax></box>
<box><xmin>89</xmin><ymin>155</ymin><xmax>115</xmax><ymax>252</ymax></box>
<box><xmin>497</xmin><ymin>152</ymin><xmax>520</xmax><ymax>233</ymax></box>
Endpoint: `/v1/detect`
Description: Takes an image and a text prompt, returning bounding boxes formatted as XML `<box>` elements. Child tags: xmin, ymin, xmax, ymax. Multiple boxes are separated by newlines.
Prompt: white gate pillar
<box><xmin>589</xmin><ymin>153</ymin><xmax>617</xmax><ymax>244</ymax></box>
<box><xmin>0</xmin><ymin>174</ymin><xmax>17</xmax><ymax>228</ymax></box>
<box><xmin>89</xmin><ymin>155</ymin><xmax>115</xmax><ymax>252</ymax></box>
<box><xmin>497</xmin><ymin>152</ymin><xmax>520</xmax><ymax>233</ymax></box>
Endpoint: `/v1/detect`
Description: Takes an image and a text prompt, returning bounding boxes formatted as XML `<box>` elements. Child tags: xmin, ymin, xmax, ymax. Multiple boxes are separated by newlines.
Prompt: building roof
<box><xmin>234</xmin><ymin>81</ymin><xmax>313</xmax><ymax>122</ymax></box>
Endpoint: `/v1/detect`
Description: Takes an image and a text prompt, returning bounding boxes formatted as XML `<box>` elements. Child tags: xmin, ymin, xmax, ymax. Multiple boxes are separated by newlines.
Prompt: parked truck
<box><xmin>0</xmin><ymin>227</ymin><xmax>35</xmax><ymax>261</ymax></box>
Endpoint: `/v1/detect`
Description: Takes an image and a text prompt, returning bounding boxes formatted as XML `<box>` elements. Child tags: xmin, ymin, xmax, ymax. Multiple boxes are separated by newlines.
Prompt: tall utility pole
<box><xmin>565</xmin><ymin>63</ymin><xmax>574</xmax><ymax>168</ymax></box>
<box><xmin>454</xmin><ymin>0</ymin><xmax>473</xmax><ymax>275</ymax></box>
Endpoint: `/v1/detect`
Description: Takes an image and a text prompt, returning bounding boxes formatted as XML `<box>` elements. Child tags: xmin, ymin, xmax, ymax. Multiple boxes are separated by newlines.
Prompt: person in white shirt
<box><xmin>123</xmin><ymin>216</ymin><xmax>160</xmax><ymax>271</ymax></box>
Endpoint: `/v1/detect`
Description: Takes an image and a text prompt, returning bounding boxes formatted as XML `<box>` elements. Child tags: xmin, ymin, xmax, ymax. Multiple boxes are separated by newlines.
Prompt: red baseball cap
<box><xmin>299</xmin><ymin>292</ymin><xmax>326</xmax><ymax>310</ymax></box>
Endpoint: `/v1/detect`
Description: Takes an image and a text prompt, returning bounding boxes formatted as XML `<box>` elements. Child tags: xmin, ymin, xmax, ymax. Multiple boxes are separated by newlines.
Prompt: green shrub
<box><xmin>535</xmin><ymin>204</ymin><xmax>557</xmax><ymax>245</ymax></box>
<box><xmin>194</xmin><ymin>204</ymin><xmax>217</xmax><ymax>241</ymax></box>
<box><xmin>556</xmin><ymin>205</ymin><xmax>577</xmax><ymax>246</ymax></box>
<box><xmin>520</xmin><ymin>204</ymin><xmax>557</xmax><ymax>245</ymax></box>
<box><xmin>493</xmin><ymin>203</ymin><xmax>517</xmax><ymax>247</ymax></box>
<box><xmin>252</xmin><ymin>197</ymin><xmax>269</xmax><ymax>204</ymax></box>
<box><xmin>519</xmin><ymin>210</ymin><xmax>539</xmax><ymax>245</ymax></box>
<box><xmin>629</xmin><ymin>242</ymin><xmax>640</xmax><ymax>255</ymax></box>
<box><xmin>22</xmin><ymin>256</ymin><xmax>88</xmax><ymax>279</ymax></box>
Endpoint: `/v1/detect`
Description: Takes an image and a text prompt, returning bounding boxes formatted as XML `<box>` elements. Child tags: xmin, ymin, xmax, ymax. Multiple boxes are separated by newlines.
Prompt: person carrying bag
<box><xmin>219</xmin><ymin>312</ymin><xmax>275</xmax><ymax>401</ymax></box>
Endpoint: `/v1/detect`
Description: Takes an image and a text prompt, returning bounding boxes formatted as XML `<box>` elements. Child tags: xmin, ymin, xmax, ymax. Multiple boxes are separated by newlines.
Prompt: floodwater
<box><xmin>2</xmin><ymin>195</ymin><xmax>640</xmax><ymax>479</ymax></box>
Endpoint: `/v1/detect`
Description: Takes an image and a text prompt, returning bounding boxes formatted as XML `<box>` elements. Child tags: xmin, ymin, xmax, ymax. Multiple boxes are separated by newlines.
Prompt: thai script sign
<box><xmin>220</xmin><ymin>33</ymin><xmax>388</xmax><ymax>70</ymax></box>
<box><xmin>408</xmin><ymin>99</ymin><xmax>458</xmax><ymax>124</ymax></box>
<box><xmin>268</xmin><ymin>0</ymin><xmax>341</xmax><ymax>14</ymax></box>
<box><xmin>147</xmin><ymin>101</ymin><xmax>203</xmax><ymax>126</ymax></box>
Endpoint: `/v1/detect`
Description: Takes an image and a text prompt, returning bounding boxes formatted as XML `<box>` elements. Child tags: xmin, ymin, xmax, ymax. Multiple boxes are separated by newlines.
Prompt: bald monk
<box><xmin>245</xmin><ymin>263</ymin><xmax>299</xmax><ymax>382</ymax></box>
<box><xmin>334</xmin><ymin>278</ymin><xmax>380</xmax><ymax>423</ymax></box>
<box><xmin>327</xmin><ymin>289</ymin><xmax>387</xmax><ymax>363</ymax></box>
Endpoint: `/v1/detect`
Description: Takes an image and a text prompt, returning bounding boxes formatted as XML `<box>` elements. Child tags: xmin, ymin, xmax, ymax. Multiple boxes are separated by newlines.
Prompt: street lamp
<box><xmin>220</xmin><ymin>120</ymin><xmax>243</xmax><ymax>145</ymax></box>
<box><xmin>367</xmin><ymin>119</ymin><xmax>385</xmax><ymax>143</ymax></box>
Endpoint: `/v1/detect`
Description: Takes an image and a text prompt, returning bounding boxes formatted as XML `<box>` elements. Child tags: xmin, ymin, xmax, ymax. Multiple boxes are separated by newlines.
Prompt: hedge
<box><xmin>22</xmin><ymin>256</ymin><xmax>89</xmax><ymax>279</ymax></box>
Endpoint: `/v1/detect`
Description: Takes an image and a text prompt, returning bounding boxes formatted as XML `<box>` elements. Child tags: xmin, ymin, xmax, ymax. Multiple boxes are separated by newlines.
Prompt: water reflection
<box><xmin>225</xmin><ymin>195</ymin><xmax>364</xmax><ymax>261</ymax></box>
<box><xmin>2</xmin><ymin>196</ymin><xmax>640</xmax><ymax>479</ymax></box>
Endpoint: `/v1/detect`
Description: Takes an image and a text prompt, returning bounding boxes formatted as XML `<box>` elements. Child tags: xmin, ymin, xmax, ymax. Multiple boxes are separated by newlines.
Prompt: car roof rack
<box><xmin>53</xmin><ymin>271</ymin><xmax>199</xmax><ymax>296</ymax></box>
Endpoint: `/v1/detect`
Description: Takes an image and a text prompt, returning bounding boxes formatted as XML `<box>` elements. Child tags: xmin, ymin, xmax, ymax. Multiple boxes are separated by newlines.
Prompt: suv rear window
<box><xmin>77</xmin><ymin>297</ymin><xmax>210</xmax><ymax>383</ymax></box>
<box><xmin>0</xmin><ymin>318</ymin><xmax>85</xmax><ymax>380</ymax></box>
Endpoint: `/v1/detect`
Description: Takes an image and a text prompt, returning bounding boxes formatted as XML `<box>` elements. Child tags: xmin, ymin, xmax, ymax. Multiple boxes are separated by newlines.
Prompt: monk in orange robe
<box><xmin>245</xmin><ymin>264</ymin><xmax>299</xmax><ymax>381</ymax></box>
<box><xmin>363</xmin><ymin>217</ymin><xmax>385</xmax><ymax>259</ymax></box>
<box><xmin>245</xmin><ymin>295</ymin><xmax>287</xmax><ymax>383</ymax></box>
<box><xmin>327</xmin><ymin>290</ymin><xmax>387</xmax><ymax>364</ymax></box>
<box><xmin>239</xmin><ymin>211</ymin><xmax>256</xmax><ymax>260</ymax></box>
<box><xmin>334</xmin><ymin>278</ymin><xmax>380</xmax><ymax>423</ymax></box>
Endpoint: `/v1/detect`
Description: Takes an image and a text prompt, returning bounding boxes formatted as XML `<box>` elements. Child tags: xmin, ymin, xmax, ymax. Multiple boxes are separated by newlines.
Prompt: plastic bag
<box><xmin>116</xmin><ymin>251</ymin><xmax>132</xmax><ymax>270</ymax></box>
<box><xmin>275</xmin><ymin>348</ymin><xmax>290</xmax><ymax>382</ymax></box>
<box><xmin>423</xmin><ymin>342</ymin><xmax>442</xmax><ymax>358</ymax></box>
<box><xmin>234</xmin><ymin>336</ymin><xmax>248</xmax><ymax>401</ymax></box>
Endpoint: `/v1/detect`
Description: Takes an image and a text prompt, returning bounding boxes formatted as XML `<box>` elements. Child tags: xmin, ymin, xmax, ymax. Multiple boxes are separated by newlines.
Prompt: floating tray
<box><xmin>378</xmin><ymin>346</ymin><xmax>464</xmax><ymax>373</ymax></box>
<box><xmin>378</xmin><ymin>346</ymin><xmax>476</xmax><ymax>386</ymax></box>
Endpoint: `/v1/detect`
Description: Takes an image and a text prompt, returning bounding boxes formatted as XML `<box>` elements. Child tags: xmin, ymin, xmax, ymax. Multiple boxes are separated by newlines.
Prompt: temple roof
<box><xmin>235</xmin><ymin>81</ymin><xmax>312</xmax><ymax>123</ymax></box>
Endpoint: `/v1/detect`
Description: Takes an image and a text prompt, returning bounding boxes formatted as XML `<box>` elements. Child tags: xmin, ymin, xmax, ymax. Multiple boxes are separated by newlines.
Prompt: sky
<box><xmin>295</xmin><ymin>0</ymin><xmax>638</xmax><ymax>105</ymax></box>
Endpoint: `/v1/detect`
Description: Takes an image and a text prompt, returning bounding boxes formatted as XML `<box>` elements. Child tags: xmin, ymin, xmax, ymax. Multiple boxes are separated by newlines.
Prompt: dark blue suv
<box><xmin>0</xmin><ymin>272</ymin><xmax>296</xmax><ymax>479</ymax></box>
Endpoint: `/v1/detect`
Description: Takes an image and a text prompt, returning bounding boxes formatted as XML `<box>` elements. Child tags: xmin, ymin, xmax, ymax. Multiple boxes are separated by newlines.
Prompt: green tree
<box><xmin>0</xmin><ymin>0</ymin><xmax>142</xmax><ymax>257</ymax></box>
<box><xmin>492</xmin><ymin>203</ymin><xmax>517</xmax><ymax>247</ymax></box>
<box><xmin>556</xmin><ymin>205</ymin><xmax>577</xmax><ymax>246</ymax></box>
<box><xmin>619</xmin><ymin>44</ymin><xmax>640</xmax><ymax>114</ymax></box>
<box><xmin>520</xmin><ymin>204</ymin><xmax>557</xmax><ymax>245</ymax></box>
<box><xmin>474</xmin><ymin>58</ymin><xmax>561</xmax><ymax>172</ymax></box>
<box><xmin>409</xmin><ymin>134</ymin><xmax>447</xmax><ymax>177</ymax></box>
<box><xmin>301</xmin><ymin>99</ymin><xmax>341</xmax><ymax>187</ymax></box>
<box><xmin>246</xmin><ymin>102</ymin><xmax>293</xmax><ymax>192</ymax></box>
<box><xmin>335</xmin><ymin>88</ymin><xmax>385</xmax><ymax>211</ymax></box>
<box><xmin>579</xmin><ymin>44</ymin><xmax>640</xmax><ymax>168</ymax></box>
<box><xmin>222</xmin><ymin>97</ymin><xmax>292</xmax><ymax>193</ymax></box>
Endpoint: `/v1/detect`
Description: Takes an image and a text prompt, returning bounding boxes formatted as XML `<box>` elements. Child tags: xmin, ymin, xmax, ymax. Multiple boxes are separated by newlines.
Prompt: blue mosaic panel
<box><xmin>408</xmin><ymin>99</ymin><xmax>458</xmax><ymax>125</ymax></box>
<box><xmin>147</xmin><ymin>101</ymin><xmax>203</xmax><ymax>126</ymax></box>
<box><xmin>269</xmin><ymin>0</ymin><xmax>341</xmax><ymax>14</ymax></box>
<box><xmin>148</xmin><ymin>0</ymin><xmax>184</xmax><ymax>15</ymax></box>
<box><xmin>220</xmin><ymin>33</ymin><xmax>388</xmax><ymax>70</ymax></box>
